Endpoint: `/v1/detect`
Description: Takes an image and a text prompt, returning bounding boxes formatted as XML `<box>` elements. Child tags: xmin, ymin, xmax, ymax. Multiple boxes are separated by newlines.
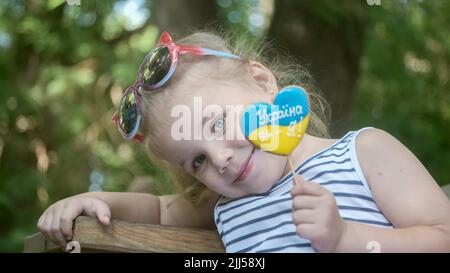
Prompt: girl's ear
<box><xmin>247</xmin><ymin>61</ymin><xmax>278</xmax><ymax>102</ymax></box>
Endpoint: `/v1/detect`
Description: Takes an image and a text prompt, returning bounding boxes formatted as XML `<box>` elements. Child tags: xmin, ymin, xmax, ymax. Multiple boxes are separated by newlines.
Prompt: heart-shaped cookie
<box><xmin>240</xmin><ymin>85</ymin><xmax>310</xmax><ymax>155</ymax></box>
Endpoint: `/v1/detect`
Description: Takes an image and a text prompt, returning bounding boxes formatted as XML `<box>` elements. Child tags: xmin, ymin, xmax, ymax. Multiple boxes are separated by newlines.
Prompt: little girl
<box><xmin>37</xmin><ymin>31</ymin><xmax>450</xmax><ymax>253</ymax></box>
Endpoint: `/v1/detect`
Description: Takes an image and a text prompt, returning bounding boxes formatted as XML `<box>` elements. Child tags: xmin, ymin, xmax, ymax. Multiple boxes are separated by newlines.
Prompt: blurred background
<box><xmin>0</xmin><ymin>0</ymin><xmax>449</xmax><ymax>252</ymax></box>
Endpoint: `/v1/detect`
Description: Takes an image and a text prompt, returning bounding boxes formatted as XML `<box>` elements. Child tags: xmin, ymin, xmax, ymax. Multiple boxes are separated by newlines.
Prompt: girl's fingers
<box><xmin>37</xmin><ymin>212</ymin><xmax>46</xmax><ymax>232</ymax></box>
<box><xmin>96</xmin><ymin>205</ymin><xmax>111</xmax><ymax>226</ymax></box>
<box><xmin>37</xmin><ymin>197</ymin><xmax>112</xmax><ymax>249</ymax></box>
<box><xmin>37</xmin><ymin>212</ymin><xmax>50</xmax><ymax>239</ymax></box>
<box><xmin>41</xmin><ymin>211</ymin><xmax>54</xmax><ymax>244</ymax></box>
<box><xmin>292</xmin><ymin>209</ymin><xmax>315</xmax><ymax>225</ymax></box>
<box><xmin>50</xmin><ymin>205</ymin><xmax>67</xmax><ymax>247</ymax></box>
<box><xmin>291</xmin><ymin>180</ymin><xmax>326</xmax><ymax>197</ymax></box>
<box><xmin>59</xmin><ymin>203</ymin><xmax>81</xmax><ymax>241</ymax></box>
<box><xmin>82</xmin><ymin>199</ymin><xmax>111</xmax><ymax>225</ymax></box>
<box><xmin>292</xmin><ymin>174</ymin><xmax>306</xmax><ymax>185</ymax></box>
<box><xmin>292</xmin><ymin>195</ymin><xmax>320</xmax><ymax>210</ymax></box>
<box><xmin>295</xmin><ymin>223</ymin><xmax>317</xmax><ymax>240</ymax></box>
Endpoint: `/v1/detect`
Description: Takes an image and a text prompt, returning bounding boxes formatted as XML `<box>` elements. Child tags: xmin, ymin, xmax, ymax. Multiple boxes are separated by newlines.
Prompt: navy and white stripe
<box><xmin>214</xmin><ymin>127</ymin><xmax>393</xmax><ymax>253</ymax></box>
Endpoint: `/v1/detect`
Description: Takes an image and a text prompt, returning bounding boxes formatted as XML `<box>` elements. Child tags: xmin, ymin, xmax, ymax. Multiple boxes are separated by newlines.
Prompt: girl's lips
<box><xmin>234</xmin><ymin>147</ymin><xmax>255</xmax><ymax>183</ymax></box>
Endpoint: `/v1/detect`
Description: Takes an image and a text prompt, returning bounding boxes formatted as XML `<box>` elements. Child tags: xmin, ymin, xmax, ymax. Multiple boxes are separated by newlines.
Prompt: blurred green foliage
<box><xmin>0</xmin><ymin>0</ymin><xmax>449</xmax><ymax>252</ymax></box>
<box><xmin>351</xmin><ymin>0</ymin><xmax>450</xmax><ymax>186</ymax></box>
<box><xmin>0</xmin><ymin>0</ymin><xmax>174</xmax><ymax>252</ymax></box>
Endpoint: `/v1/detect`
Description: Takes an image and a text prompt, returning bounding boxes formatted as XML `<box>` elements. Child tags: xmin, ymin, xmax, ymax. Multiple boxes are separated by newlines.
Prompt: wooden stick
<box><xmin>288</xmin><ymin>155</ymin><xmax>301</xmax><ymax>185</ymax></box>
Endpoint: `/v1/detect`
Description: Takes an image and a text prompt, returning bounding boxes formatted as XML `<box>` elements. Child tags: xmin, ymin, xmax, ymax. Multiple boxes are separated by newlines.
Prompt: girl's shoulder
<box><xmin>353</xmin><ymin>127</ymin><xmax>396</xmax><ymax>156</ymax></box>
<box><xmin>351</xmin><ymin>127</ymin><xmax>410</xmax><ymax>186</ymax></box>
<box><xmin>311</xmin><ymin>126</ymin><xmax>393</xmax><ymax>176</ymax></box>
<box><xmin>308</xmin><ymin>127</ymin><xmax>376</xmax><ymax>156</ymax></box>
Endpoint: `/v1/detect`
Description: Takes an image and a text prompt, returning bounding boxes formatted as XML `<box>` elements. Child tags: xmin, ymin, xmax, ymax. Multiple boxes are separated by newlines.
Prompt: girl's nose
<box><xmin>210</xmin><ymin>147</ymin><xmax>233</xmax><ymax>174</ymax></box>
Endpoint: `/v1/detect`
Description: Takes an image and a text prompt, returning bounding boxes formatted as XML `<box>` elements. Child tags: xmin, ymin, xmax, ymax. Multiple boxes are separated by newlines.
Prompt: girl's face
<box><xmin>150</xmin><ymin>62</ymin><xmax>289</xmax><ymax>198</ymax></box>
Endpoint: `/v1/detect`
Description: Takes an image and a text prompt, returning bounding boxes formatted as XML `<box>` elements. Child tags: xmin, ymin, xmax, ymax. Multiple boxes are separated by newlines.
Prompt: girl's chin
<box><xmin>253</xmin><ymin>179</ymin><xmax>276</xmax><ymax>194</ymax></box>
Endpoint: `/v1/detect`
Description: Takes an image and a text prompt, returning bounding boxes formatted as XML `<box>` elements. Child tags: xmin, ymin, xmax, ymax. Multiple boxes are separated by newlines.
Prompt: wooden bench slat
<box><xmin>24</xmin><ymin>216</ymin><xmax>224</xmax><ymax>253</ymax></box>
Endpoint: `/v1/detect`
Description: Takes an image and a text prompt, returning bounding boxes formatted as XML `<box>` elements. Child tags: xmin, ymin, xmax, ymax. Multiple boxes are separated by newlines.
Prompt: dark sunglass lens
<box><xmin>119</xmin><ymin>91</ymin><xmax>139</xmax><ymax>135</ymax></box>
<box><xmin>141</xmin><ymin>46</ymin><xmax>171</xmax><ymax>87</ymax></box>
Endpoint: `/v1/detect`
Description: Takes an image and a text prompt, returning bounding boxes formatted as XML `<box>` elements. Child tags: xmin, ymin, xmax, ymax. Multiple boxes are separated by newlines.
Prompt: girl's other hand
<box><xmin>291</xmin><ymin>175</ymin><xmax>347</xmax><ymax>252</ymax></box>
<box><xmin>37</xmin><ymin>196</ymin><xmax>111</xmax><ymax>248</ymax></box>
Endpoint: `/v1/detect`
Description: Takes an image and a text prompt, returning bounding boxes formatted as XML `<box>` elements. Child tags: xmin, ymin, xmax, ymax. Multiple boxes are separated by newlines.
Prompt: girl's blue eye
<box><xmin>192</xmin><ymin>154</ymin><xmax>206</xmax><ymax>171</ymax></box>
<box><xmin>212</xmin><ymin>115</ymin><xmax>226</xmax><ymax>134</ymax></box>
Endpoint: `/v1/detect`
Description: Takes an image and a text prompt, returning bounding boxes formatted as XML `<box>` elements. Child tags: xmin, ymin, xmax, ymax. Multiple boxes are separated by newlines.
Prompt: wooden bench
<box><xmin>23</xmin><ymin>216</ymin><xmax>224</xmax><ymax>253</ymax></box>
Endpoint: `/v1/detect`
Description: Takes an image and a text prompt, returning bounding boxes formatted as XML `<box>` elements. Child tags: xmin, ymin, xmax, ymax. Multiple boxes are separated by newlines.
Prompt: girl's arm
<box><xmin>159</xmin><ymin>194</ymin><xmax>218</xmax><ymax>229</ymax></box>
<box><xmin>78</xmin><ymin>192</ymin><xmax>160</xmax><ymax>224</ymax></box>
<box><xmin>38</xmin><ymin>191</ymin><xmax>218</xmax><ymax>247</ymax></box>
<box><xmin>80</xmin><ymin>191</ymin><xmax>218</xmax><ymax>228</ymax></box>
<box><xmin>335</xmin><ymin>128</ymin><xmax>450</xmax><ymax>252</ymax></box>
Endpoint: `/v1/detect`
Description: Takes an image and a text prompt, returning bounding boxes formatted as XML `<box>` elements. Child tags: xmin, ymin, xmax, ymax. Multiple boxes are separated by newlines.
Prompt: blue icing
<box><xmin>241</xmin><ymin>86</ymin><xmax>310</xmax><ymax>137</ymax></box>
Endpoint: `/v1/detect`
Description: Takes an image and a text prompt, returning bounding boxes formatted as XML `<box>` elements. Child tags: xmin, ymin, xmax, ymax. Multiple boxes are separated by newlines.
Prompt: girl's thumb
<box><xmin>293</xmin><ymin>174</ymin><xmax>304</xmax><ymax>185</ymax></box>
<box><xmin>93</xmin><ymin>202</ymin><xmax>111</xmax><ymax>225</ymax></box>
<box><xmin>98</xmin><ymin>214</ymin><xmax>110</xmax><ymax>225</ymax></box>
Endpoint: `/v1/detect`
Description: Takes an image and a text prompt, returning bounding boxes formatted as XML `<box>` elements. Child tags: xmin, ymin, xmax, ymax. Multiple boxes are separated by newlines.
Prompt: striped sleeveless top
<box><xmin>214</xmin><ymin>127</ymin><xmax>393</xmax><ymax>253</ymax></box>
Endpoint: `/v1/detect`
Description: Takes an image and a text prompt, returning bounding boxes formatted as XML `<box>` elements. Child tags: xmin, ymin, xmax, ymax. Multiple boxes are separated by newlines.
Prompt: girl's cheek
<box><xmin>197</xmin><ymin>171</ymin><xmax>217</xmax><ymax>188</ymax></box>
<box><xmin>202</xmin><ymin>173</ymin><xmax>227</xmax><ymax>191</ymax></box>
<box><xmin>226</xmin><ymin>110</ymin><xmax>244</xmax><ymax>141</ymax></box>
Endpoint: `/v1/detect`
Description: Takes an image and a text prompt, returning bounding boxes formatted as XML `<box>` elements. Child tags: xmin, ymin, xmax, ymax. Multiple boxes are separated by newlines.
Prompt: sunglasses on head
<box><xmin>112</xmin><ymin>31</ymin><xmax>241</xmax><ymax>142</ymax></box>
